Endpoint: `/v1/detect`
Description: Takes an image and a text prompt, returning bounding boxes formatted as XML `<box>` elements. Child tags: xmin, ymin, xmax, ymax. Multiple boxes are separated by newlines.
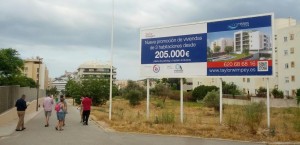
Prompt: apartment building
<box><xmin>23</xmin><ymin>57</ymin><xmax>49</xmax><ymax>90</ymax></box>
<box><xmin>276</xmin><ymin>23</ymin><xmax>299</xmax><ymax>96</ymax></box>
<box><xmin>77</xmin><ymin>61</ymin><xmax>116</xmax><ymax>81</ymax></box>
<box><xmin>51</xmin><ymin>71</ymin><xmax>77</xmax><ymax>93</ymax></box>
<box><xmin>234</xmin><ymin>30</ymin><xmax>271</xmax><ymax>54</ymax></box>
<box><xmin>193</xmin><ymin>18</ymin><xmax>299</xmax><ymax>98</ymax></box>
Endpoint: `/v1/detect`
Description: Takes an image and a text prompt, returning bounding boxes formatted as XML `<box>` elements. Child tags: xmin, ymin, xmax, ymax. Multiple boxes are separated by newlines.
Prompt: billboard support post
<box><xmin>219</xmin><ymin>78</ymin><xmax>223</xmax><ymax>124</ymax></box>
<box><xmin>267</xmin><ymin>78</ymin><xmax>270</xmax><ymax>128</ymax></box>
<box><xmin>146</xmin><ymin>78</ymin><xmax>150</xmax><ymax>120</ymax></box>
<box><xmin>180</xmin><ymin>78</ymin><xmax>183</xmax><ymax>123</ymax></box>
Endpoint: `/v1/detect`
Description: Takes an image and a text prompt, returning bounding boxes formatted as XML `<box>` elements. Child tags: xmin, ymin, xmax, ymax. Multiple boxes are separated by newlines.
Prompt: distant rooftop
<box><xmin>78</xmin><ymin>61</ymin><xmax>112</xmax><ymax>69</ymax></box>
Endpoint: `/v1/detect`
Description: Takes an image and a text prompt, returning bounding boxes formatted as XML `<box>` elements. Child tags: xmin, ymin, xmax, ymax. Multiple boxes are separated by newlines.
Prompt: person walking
<box><xmin>55</xmin><ymin>98</ymin><xmax>66</xmax><ymax>131</ymax></box>
<box><xmin>78</xmin><ymin>96</ymin><xmax>84</xmax><ymax>123</ymax></box>
<box><xmin>60</xmin><ymin>95</ymin><xmax>67</xmax><ymax>126</ymax></box>
<box><xmin>82</xmin><ymin>96</ymin><xmax>92</xmax><ymax>125</ymax></box>
<box><xmin>15</xmin><ymin>94</ymin><xmax>27</xmax><ymax>131</ymax></box>
<box><xmin>43</xmin><ymin>94</ymin><xmax>53</xmax><ymax>127</ymax></box>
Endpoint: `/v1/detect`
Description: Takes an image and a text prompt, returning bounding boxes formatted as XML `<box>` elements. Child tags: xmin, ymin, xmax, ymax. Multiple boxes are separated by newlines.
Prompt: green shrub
<box><xmin>243</xmin><ymin>102</ymin><xmax>265</xmax><ymax>134</ymax></box>
<box><xmin>271</xmin><ymin>88</ymin><xmax>284</xmax><ymax>98</ymax></box>
<box><xmin>192</xmin><ymin>85</ymin><xmax>218</xmax><ymax>101</ymax></box>
<box><xmin>155</xmin><ymin>100</ymin><xmax>165</xmax><ymax>108</ymax></box>
<box><xmin>126</xmin><ymin>90</ymin><xmax>143</xmax><ymax>106</ymax></box>
<box><xmin>154</xmin><ymin>111</ymin><xmax>175</xmax><ymax>124</ymax></box>
<box><xmin>296</xmin><ymin>89</ymin><xmax>300</xmax><ymax>105</ymax></box>
<box><xmin>256</xmin><ymin>87</ymin><xmax>267</xmax><ymax>98</ymax></box>
<box><xmin>169</xmin><ymin>90</ymin><xmax>193</xmax><ymax>101</ymax></box>
<box><xmin>203</xmin><ymin>90</ymin><xmax>219</xmax><ymax>111</ymax></box>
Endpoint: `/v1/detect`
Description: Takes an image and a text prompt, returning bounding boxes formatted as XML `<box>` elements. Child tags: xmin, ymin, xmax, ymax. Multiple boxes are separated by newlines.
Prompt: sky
<box><xmin>1</xmin><ymin>0</ymin><xmax>300</xmax><ymax>80</ymax></box>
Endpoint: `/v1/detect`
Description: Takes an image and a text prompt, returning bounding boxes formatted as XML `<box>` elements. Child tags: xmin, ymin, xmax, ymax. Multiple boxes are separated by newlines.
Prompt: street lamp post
<box><xmin>36</xmin><ymin>57</ymin><xmax>43</xmax><ymax>111</ymax></box>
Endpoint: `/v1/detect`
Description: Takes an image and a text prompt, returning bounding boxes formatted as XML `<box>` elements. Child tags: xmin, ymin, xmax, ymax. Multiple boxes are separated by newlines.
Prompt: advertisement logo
<box><xmin>145</xmin><ymin>32</ymin><xmax>155</xmax><ymax>38</ymax></box>
<box><xmin>174</xmin><ymin>64</ymin><xmax>183</xmax><ymax>73</ymax></box>
<box><xmin>153</xmin><ymin>65</ymin><xmax>160</xmax><ymax>73</ymax></box>
<box><xmin>228</xmin><ymin>22</ymin><xmax>250</xmax><ymax>30</ymax></box>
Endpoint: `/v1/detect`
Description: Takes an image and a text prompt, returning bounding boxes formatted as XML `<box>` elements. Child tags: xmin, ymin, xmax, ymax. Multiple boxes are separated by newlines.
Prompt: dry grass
<box><xmin>91</xmin><ymin>98</ymin><xmax>300</xmax><ymax>142</ymax></box>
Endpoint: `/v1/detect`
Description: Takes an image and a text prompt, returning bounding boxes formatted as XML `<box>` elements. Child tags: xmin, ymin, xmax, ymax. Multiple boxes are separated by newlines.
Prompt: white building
<box><xmin>77</xmin><ymin>61</ymin><xmax>116</xmax><ymax>81</ymax></box>
<box><xmin>276</xmin><ymin>21</ymin><xmax>299</xmax><ymax>96</ymax></box>
<box><xmin>193</xmin><ymin>18</ymin><xmax>299</xmax><ymax>98</ymax></box>
<box><xmin>210</xmin><ymin>38</ymin><xmax>234</xmax><ymax>53</ymax></box>
<box><xmin>51</xmin><ymin>71</ymin><xmax>77</xmax><ymax>93</ymax></box>
<box><xmin>234</xmin><ymin>30</ymin><xmax>271</xmax><ymax>54</ymax></box>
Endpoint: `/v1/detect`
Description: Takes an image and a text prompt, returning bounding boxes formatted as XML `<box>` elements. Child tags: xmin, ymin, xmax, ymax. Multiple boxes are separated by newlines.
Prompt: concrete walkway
<box><xmin>0</xmin><ymin>100</ymin><xmax>269</xmax><ymax>145</ymax></box>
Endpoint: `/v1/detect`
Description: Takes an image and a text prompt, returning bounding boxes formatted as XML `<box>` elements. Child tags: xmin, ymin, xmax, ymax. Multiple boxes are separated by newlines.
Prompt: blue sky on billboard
<box><xmin>0</xmin><ymin>0</ymin><xmax>300</xmax><ymax>80</ymax></box>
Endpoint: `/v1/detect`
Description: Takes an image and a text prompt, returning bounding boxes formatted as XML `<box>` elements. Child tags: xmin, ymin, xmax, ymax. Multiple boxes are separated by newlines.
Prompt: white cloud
<box><xmin>1</xmin><ymin>0</ymin><xmax>300</xmax><ymax>80</ymax></box>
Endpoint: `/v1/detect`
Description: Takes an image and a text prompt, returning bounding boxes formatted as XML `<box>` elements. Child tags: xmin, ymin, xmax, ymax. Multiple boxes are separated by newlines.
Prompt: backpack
<box><xmin>55</xmin><ymin>103</ymin><xmax>60</xmax><ymax>112</ymax></box>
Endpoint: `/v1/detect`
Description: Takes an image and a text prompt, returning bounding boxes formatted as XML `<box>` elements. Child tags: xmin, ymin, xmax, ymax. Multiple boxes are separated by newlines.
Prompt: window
<box><xmin>285</xmin><ymin>63</ymin><xmax>289</xmax><ymax>69</ymax></box>
<box><xmin>275</xmin><ymin>35</ymin><xmax>277</xmax><ymax>40</ymax></box>
<box><xmin>243</xmin><ymin>78</ymin><xmax>245</xmax><ymax>82</ymax></box>
<box><xmin>285</xmin><ymin>90</ymin><xmax>289</xmax><ymax>96</ymax></box>
<box><xmin>290</xmin><ymin>34</ymin><xmax>295</xmax><ymax>40</ymax></box>
<box><xmin>284</xmin><ymin>50</ymin><xmax>288</xmax><ymax>55</ymax></box>
<box><xmin>284</xmin><ymin>36</ymin><xmax>288</xmax><ymax>42</ymax></box>
<box><xmin>290</xmin><ymin>47</ymin><xmax>294</xmax><ymax>54</ymax></box>
<box><xmin>276</xmin><ymin>72</ymin><xmax>278</xmax><ymax>77</ymax></box>
<box><xmin>292</xmin><ymin>90</ymin><xmax>296</xmax><ymax>96</ymax></box>
<box><xmin>291</xmin><ymin>61</ymin><xmax>295</xmax><ymax>68</ymax></box>
<box><xmin>37</xmin><ymin>68</ymin><xmax>39</xmax><ymax>73</ymax></box>
<box><xmin>291</xmin><ymin>75</ymin><xmax>295</xmax><ymax>82</ymax></box>
<box><xmin>285</xmin><ymin>77</ymin><xmax>289</xmax><ymax>83</ymax></box>
<box><xmin>275</xmin><ymin>47</ymin><xmax>277</xmax><ymax>53</ymax></box>
<box><xmin>247</xmin><ymin>78</ymin><xmax>250</xmax><ymax>83</ymax></box>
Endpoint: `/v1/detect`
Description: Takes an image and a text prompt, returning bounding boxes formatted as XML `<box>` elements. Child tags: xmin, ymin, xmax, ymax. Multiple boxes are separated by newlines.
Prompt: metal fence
<box><xmin>0</xmin><ymin>86</ymin><xmax>45</xmax><ymax>114</ymax></box>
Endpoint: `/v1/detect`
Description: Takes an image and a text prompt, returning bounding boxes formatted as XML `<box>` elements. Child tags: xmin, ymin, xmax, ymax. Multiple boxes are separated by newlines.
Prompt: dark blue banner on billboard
<box><xmin>141</xmin><ymin>34</ymin><xmax>207</xmax><ymax>64</ymax></box>
<box><xmin>207</xmin><ymin>15</ymin><xmax>272</xmax><ymax>33</ymax></box>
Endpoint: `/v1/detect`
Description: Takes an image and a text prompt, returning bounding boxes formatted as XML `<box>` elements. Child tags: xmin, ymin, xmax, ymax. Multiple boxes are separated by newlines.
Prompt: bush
<box><xmin>169</xmin><ymin>90</ymin><xmax>193</xmax><ymax>101</ymax></box>
<box><xmin>271</xmin><ymin>88</ymin><xmax>284</xmax><ymax>98</ymax></box>
<box><xmin>256</xmin><ymin>87</ymin><xmax>267</xmax><ymax>97</ymax></box>
<box><xmin>296</xmin><ymin>89</ymin><xmax>300</xmax><ymax>105</ymax></box>
<box><xmin>155</xmin><ymin>100</ymin><xmax>165</xmax><ymax>108</ymax></box>
<box><xmin>203</xmin><ymin>90</ymin><xmax>219</xmax><ymax>111</ymax></box>
<box><xmin>126</xmin><ymin>90</ymin><xmax>143</xmax><ymax>106</ymax></box>
<box><xmin>154</xmin><ymin>111</ymin><xmax>175</xmax><ymax>124</ymax></box>
<box><xmin>192</xmin><ymin>85</ymin><xmax>219</xmax><ymax>101</ymax></box>
<box><xmin>243</xmin><ymin>102</ymin><xmax>265</xmax><ymax>134</ymax></box>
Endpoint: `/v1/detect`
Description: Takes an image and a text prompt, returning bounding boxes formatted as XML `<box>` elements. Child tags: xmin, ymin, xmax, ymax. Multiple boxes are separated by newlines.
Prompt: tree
<box><xmin>81</xmin><ymin>78</ymin><xmax>111</xmax><ymax>106</ymax></box>
<box><xmin>65</xmin><ymin>79</ymin><xmax>82</xmax><ymax>104</ymax></box>
<box><xmin>296</xmin><ymin>89</ymin><xmax>300</xmax><ymax>105</ymax></box>
<box><xmin>122</xmin><ymin>80</ymin><xmax>146</xmax><ymax>106</ymax></box>
<box><xmin>0</xmin><ymin>48</ymin><xmax>37</xmax><ymax>87</ymax></box>
<box><xmin>213</xmin><ymin>46</ymin><xmax>221</xmax><ymax>53</ymax></box>
<box><xmin>222</xmin><ymin>81</ymin><xmax>240</xmax><ymax>98</ymax></box>
<box><xmin>0</xmin><ymin>48</ymin><xmax>24</xmax><ymax>77</ymax></box>
<box><xmin>152</xmin><ymin>83</ymin><xmax>171</xmax><ymax>103</ymax></box>
<box><xmin>203</xmin><ymin>90</ymin><xmax>220</xmax><ymax>111</ymax></box>
<box><xmin>46</xmin><ymin>87</ymin><xmax>59</xmax><ymax>96</ymax></box>
<box><xmin>243</xmin><ymin>48</ymin><xmax>250</xmax><ymax>55</ymax></box>
<box><xmin>192</xmin><ymin>85</ymin><xmax>219</xmax><ymax>101</ymax></box>
<box><xmin>224</xmin><ymin>46</ymin><xmax>234</xmax><ymax>54</ymax></box>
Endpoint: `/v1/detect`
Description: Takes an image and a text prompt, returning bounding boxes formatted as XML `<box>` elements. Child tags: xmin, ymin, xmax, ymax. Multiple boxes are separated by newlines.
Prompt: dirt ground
<box><xmin>91</xmin><ymin>98</ymin><xmax>300</xmax><ymax>142</ymax></box>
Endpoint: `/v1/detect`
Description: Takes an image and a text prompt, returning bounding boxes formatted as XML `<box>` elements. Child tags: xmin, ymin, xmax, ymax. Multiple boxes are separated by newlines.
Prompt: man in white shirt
<box><xmin>43</xmin><ymin>95</ymin><xmax>54</xmax><ymax>127</ymax></box>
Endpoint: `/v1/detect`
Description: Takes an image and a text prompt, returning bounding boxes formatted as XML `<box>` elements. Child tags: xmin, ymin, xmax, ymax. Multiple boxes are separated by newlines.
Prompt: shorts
<box><xmin>57</xmin><ymin>112</ymin><xmax>65</xmax><ymax>121</ymax></box>
<box><xmin>44</xmin><ymin>111</ymin><xmax>52</xmax><ymax>117</ymax></box>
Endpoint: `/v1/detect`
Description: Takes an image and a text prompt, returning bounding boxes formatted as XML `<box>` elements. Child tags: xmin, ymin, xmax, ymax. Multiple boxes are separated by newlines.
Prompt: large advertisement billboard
<box><xmin>140</xmin><ymin>14</ymin><xmax>274</xmax><ymax>78</ymax></box>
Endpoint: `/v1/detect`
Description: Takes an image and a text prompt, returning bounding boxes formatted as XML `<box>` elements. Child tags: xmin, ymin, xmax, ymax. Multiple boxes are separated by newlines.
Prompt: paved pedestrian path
<box><xmin>0</xmin><ymin>101</ymin><xmax>267</xmax><ymax>145</ymax></box>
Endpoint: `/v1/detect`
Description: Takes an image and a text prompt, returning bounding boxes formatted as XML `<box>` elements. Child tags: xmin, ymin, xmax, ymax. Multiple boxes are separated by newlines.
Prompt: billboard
<box><xmin>140</xmin><ymin>13</ymin><xmax>274</xmax><ymax>78</ymax></box>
